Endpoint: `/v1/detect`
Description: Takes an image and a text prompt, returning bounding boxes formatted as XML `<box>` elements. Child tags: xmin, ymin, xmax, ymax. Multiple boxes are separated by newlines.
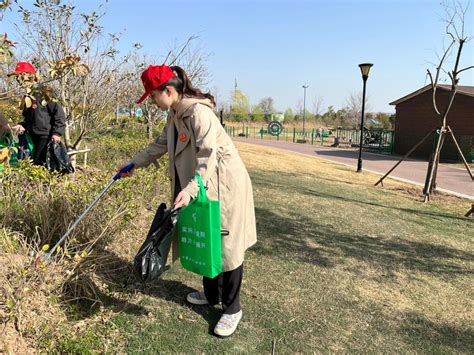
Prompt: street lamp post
<box><xmin>357</xmin><ymin>63</ymin><xmax>373</xmax><ymax>172</ymax></box>
<box><xmin>302</xmin><ymin>84</ymin><xmax>309</xmax><ymax>137</ymax></box>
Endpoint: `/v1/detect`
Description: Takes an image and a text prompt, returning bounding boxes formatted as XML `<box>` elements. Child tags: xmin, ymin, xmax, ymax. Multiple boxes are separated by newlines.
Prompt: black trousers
<box><xmin>203</xmin><ymin>264</ymin><xmax>243</xmax><ymax>315</ymax></box>
<box><xmin>30</xmin><ymin>133</ymin><xmax>49</xmax><ymax>166</ymax></box>
<box><xmin>173</xmin><ymin>170</ymin><xmax>243</xmax><ymax>315</ymax></box>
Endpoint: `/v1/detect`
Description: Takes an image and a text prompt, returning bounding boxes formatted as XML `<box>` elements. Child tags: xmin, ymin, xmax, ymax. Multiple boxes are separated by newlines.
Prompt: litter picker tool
<box><xmin>37</xmin><ymin>162</ymin><xmax>135</xmax><ymax>263</ymax></box>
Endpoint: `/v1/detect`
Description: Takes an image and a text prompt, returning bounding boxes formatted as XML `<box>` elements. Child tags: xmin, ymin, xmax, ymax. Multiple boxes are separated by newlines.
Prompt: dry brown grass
<box><xmin>0</xmin><ymin>158</ymin><xmax>169</xmax><ymax>352</ymax></box>
<box><xmin>235</xmin><ymin>141</ymin><xmax>468</xmax><ymax>207</ymax></box>
<box><xmin>0</xmin><ymin>228</ymin><xmax>65</xmax><ymax>353</ymax></box>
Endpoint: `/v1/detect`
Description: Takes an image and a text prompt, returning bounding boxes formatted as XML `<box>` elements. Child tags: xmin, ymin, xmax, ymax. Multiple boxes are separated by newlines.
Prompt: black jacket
<box><xmin>21</xmin><ymin>97</ymin><xmax>66</xmax><ymax>137</ymax></box>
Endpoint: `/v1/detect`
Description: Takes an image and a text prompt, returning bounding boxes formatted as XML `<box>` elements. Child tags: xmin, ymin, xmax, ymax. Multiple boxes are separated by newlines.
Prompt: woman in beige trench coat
<box><xmin>119</xmin><ymin>64</ymin><xmax>257</xmax><ymax>337</ymax></box>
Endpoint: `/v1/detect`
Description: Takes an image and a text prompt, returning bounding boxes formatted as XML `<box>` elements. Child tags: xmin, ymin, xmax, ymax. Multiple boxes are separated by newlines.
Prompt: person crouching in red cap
<box><xmin>117</xmin><ymin>64</ymin><xmax>257</xmax><ymax>338</ymax></box>
<box><xmin>10</xmin><ymin>62</ymin><xmax>66</xmax><ymax>166</ymax></box>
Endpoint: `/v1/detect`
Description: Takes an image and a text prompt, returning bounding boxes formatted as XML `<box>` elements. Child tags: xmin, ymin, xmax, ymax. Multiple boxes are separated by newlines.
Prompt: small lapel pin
<box><xmin>179</xmin><ymin>133</ymin><xmax>188</xmax><ymax>142</ymax></box>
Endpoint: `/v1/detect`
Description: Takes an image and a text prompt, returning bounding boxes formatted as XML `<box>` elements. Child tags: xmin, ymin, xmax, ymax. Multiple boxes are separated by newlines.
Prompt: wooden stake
<box><xmin>446</xmin><ymin>126</ymin><xmax>473</xmax><ymax>180</ymax></box>
<box><xmin>465</xmin><ymin>204</ymin><xmax>474</xmax><ymax>218</ymax></box>
<box><xmin>375</xmin><ymin>129</ymin><xmax>434</xmax><ymax>186</ymax></box>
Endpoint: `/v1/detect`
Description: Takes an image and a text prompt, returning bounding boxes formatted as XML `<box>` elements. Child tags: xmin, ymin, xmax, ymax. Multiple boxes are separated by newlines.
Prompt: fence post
<box><xmin>293</xmin><ymin>127</ymin><xmax>296</xmax><ymax>143</ymax></box>
<box><xmin>260</xmin><ymin>127</ymin><xmax>264</xmax><ymax>139</ymax></box>
<box><xmin>321</xmin><ymin>129</ymin><xmax>324</xmax><ymax>146</ymax></box>
<box><xmin>311</xmin><ymin>129</ymin><xmax>315</xmax><ymax>145</ymax></box>
<box><xmin>246</xmin><ymin>126</ymin><xmax>249</xmax><ymax>138</ymax></box>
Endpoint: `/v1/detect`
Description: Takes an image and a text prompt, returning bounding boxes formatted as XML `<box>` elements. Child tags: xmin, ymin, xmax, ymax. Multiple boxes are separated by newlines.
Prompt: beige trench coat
<box><xmin>131</xmin><ymin>97</ymin><xmax>257</xmax><ymax>272</ymax></box>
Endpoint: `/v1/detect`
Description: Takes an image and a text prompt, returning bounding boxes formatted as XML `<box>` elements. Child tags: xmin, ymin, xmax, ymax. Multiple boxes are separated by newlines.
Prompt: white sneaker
<box><xmin>214</xmin><ymin>310</ymin><xmax>242</xmax><ymax>337</ymax></box>
<box><xmin>186</xmin><ymin>291</ymin><xmax>209</xmax><ymax>305</ymax></box>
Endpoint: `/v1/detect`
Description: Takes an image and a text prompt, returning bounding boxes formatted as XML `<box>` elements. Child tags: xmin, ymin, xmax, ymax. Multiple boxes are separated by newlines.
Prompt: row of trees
<box><xmin>1</xmin><ymin>0</ymin><xmax>393</xmax><ymax>143</ymax></box>
<box><xmin>226</xmin><ymin>89</ymin><xmax>275</xmax><ymax>123</ymax></box>
<box><xmin>1</xmin><ymin>0</ymin><xmax>395</xmax><ymax>148</ymax></box>
<box><xmin>0</xmin><ymin>0</ymin><xmax>211</xmax><ymax>148</ymax></box>
<box><xmin>283</xmin><ymin>107</ymin><xmax>394</xmax><ymax>129</ymax></box>
<box><xmin>226</xmin><ymin>88</ymin><xmax>394</xmax><ymax>129</ymax></box>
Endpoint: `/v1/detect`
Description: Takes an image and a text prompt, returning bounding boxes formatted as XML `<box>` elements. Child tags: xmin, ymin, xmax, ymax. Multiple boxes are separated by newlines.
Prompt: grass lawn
<box><xmin>59</xmin><ymin>141</ymin><xmax>473</xmax><ymax>353</ymax></box>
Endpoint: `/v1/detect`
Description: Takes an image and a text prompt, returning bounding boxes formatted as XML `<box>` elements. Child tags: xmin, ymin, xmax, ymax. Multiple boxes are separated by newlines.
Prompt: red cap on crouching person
<box><xmin>137</xmin><ymin>64</ymin><xmax>176</xmax><ymax>104</ymax></box>
<box><xmin>8</xmin><ymin>62</ymin><xmax>36</xmax><ymax>76</ymax></box>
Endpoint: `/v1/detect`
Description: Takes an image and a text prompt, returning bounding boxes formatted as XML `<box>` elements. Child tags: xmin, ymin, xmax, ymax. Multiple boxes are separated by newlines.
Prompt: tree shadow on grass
<box><xmin>251</xmin><ymin>170</ymin><xmax>472</xmax><ymax>222</ymax></box>
<box><xmin>399</xmin><ymin>311</ymin><xmax>474</xmax><ymax>353</ymax></box>
<box><xmin>60</xmin><ymin>271</ymin><xmax>148</xmax><ymax>320</ymax></box>
<box><xmin>254</xmin><ymin>206</ymin><xmax>474</xmax><ymax>279</ymax></box>
<box><xmin>61</xmin><ymin>249</ymin><xmax>221</xmax><ymax>334</ymax></box>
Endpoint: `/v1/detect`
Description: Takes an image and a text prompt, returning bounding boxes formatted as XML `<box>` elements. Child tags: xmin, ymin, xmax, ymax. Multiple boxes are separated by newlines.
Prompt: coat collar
<box><xmin>172</xmin><ymin>96</ymin><xmax>214</xmax><ymax>119</ymax></box>
<box><xmin>171</xmin><ymin>97</ymin><xmax>214</xmax><ymax>157</ymax></box>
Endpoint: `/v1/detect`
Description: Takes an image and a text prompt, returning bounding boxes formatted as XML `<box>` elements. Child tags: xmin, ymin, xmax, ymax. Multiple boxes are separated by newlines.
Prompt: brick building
<box><xmin>390</xmin><ymin>84</ymin><xmax>473</xmax><ymax>162</ymax></box>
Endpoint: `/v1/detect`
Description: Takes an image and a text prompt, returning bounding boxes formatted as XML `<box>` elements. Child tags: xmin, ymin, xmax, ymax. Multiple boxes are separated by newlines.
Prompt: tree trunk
<box><xmin>64</xmin><ymin>121</ymin><xmax>71</xmax><ymax>149</ymax></box>
<box><xmin>147</xmin><ymin>118</ymin><xmax>154</xmax><ymax>140</ymax></box>
<box><xmin>115</xmin><ymin>103</ymin><xmax>119</xmax><ymax>124</ymax></box>
<box><xmin>423</xmin><ymin>128</ymin><xmax>445</xmax><ymax>200</ymax></box>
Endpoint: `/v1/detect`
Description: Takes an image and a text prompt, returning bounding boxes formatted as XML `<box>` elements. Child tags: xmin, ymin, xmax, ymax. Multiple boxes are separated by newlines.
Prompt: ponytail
<box><xmin>157</xmin><ymin>65</ymin><xmax>216</xmax><ymax>107</ymax></box>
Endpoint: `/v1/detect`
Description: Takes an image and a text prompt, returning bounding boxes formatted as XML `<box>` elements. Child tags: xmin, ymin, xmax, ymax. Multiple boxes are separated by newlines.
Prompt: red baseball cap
<box><xmin>137</xmin><ymin>64</ymin><xmax>176</xmax><ymax>104</ymax></box>
<box><xmin>8</xmin><ymin>62</ymin><xmax>36</xmax><ymax>76</ymax></box>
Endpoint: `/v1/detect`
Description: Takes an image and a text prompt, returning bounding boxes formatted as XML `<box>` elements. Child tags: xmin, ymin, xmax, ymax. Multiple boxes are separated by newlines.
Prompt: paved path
<box><xmin>233</xmin><ymin>137</ymin><xmax>473</xmax><ymax>200</ymax></box>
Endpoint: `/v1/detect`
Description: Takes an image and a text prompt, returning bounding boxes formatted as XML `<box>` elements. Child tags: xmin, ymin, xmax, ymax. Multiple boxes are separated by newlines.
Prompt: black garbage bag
<box><xmin>133</xmin><ymin>203</ymin><xmax>177</xmax><ymax>283</ymax></box>
<box><xmin>46</xmin><ymin>142</ymin><xmax>75</xmax><ymax>174</ymax></box>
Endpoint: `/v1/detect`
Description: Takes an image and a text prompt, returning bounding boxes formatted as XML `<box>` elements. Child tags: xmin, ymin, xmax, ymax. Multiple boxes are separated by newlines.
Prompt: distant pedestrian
<box><xmin>10</xmin><ymin>62</ymin><xmax>66</xmax><ymax>166</ymax></box>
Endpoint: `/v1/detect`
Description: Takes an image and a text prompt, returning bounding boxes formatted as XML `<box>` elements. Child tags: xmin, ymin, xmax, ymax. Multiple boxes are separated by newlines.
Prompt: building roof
<box><xmin>390</xmin><ymin>84</ymin><xmax>474</xmax><ymax>105</ymax></box>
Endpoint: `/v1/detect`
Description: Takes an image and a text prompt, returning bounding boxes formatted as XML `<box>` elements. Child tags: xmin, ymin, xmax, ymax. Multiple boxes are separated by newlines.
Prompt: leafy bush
<box><xmin>0</xmin><ymin>128</ymin><xmax>171</xmax><ymax>351</ymax></box>
<box><xmin>0</xmin><ymin>100</ymin><xmax>21</xmax><ymax>125</ymax></box>
<box><xmin>84</xmin><ymin>124</ymin><xmax>165</xmax><ymax>171</ymax></box>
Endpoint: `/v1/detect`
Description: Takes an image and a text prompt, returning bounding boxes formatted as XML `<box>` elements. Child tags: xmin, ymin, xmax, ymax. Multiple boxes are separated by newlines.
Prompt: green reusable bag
<box><xmin>0</xmin><ymin>133</ymin><xmax>19</xmax><ymax>171</ymax></box>
<box><xmin>178</xmin><ymin>175</ymin><xmax>222</xmax><ymax>278</ymax></box>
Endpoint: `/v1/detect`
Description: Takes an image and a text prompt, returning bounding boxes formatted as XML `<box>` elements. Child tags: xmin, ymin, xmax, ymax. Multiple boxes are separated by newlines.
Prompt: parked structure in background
<box><xmin>376</xmin><ymin>0</ymin><xmax>473</xmax><ymax>203</ymax></box>
<box><xmin>390</xmin><ymin>84</ymin><xmax>473</xmax><ymax>162</ymax></box>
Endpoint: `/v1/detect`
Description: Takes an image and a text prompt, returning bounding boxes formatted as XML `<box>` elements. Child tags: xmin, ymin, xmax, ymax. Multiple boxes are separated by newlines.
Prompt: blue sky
<box><xmin>2</xmin><ymin>0</ymin><xmax>473</xmax><ymax>113</ymax></box>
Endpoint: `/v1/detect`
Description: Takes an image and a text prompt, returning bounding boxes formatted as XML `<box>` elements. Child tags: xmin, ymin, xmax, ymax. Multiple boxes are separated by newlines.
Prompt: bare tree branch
<box><xmin>168</xmin><ymin>35</ymin><xmax>199</xmax><ymax>66</ymax></box>
<box><xmin>457</xmin><ymin>65</ymin><xmax>474</xmax><ymax>75</ymax></box>
<box><xmin>429</xmin><ymin>38</ymin><xmax>455</xmax><ymax>117</ymax></box>
<box><xmin>163</xmin><ymin>50</ymin><xmax>173</xmax><ymax>65</ymax></box>
<box><xmin>426</xmin><ymin>69</ymin><xmax>441</xmax><ymax>115</ymax></box>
